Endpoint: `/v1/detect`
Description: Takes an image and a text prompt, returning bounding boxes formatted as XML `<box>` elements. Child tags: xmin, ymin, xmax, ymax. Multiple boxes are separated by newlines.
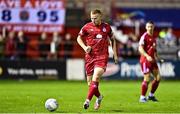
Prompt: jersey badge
<box><xmin>102</xmin><ymin>27</ymin><xmax>106</xmax><ymax>32</ymax></box>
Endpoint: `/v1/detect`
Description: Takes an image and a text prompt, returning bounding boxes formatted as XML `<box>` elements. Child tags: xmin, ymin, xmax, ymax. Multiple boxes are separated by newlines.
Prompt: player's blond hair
<box><xmin>91</xmin><ymin>9</ymin><xmax>102</xmax><ymax>15</ymax></box>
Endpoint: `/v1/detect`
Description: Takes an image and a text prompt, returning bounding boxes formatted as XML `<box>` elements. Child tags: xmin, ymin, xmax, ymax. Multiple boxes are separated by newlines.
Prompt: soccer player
<box><xmin>139</xmin><ymin>21</ymin><xmax>161</xmax><ymax>103</ymax></box>
<box><xmin>77</xmin><ymin>9</ymin><xmax>118</xmax><ymax>110</ymax></box>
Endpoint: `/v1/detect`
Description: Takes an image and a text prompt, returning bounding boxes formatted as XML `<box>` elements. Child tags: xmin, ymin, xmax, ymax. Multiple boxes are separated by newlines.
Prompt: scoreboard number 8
<box><xmin>2</xmin><ymin>9</ymin><xmax>11</xmax><ymax>21</ymax></box>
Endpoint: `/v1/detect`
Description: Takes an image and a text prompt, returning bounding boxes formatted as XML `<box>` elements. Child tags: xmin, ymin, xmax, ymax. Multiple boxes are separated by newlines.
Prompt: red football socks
<box><xmin>141</xmin><ymin>81</ymin><xmax>148</xmax><ymax>96</ymax></box>
<box><xmin>87</xmin><ymin>81</ymin><xmax>100</xmax><ymax>100</ymax></box>
<box><xmin>151</xmin><ymin>80</ymin><xmax>160</xmax><ymax>93</ymax></box>
<box><xmin>93</xmin><ymin>81</ymin><xmax>100</xmax><ymax>98</ymax></box>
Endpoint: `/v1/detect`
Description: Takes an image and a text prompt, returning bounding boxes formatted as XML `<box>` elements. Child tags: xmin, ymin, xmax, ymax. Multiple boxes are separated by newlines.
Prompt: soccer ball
<box><xmin>45</xmin><ymin>98</ymin><xmax>58</xmax><ymax>112</ymax></box>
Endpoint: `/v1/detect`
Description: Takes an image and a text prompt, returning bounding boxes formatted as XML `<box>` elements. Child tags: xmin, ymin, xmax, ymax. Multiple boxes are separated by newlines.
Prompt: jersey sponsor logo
<box><xmin>96</xmin><ymin>34</ymin><xmax>102</xmax><ymax>39</ymax></box>
<box><xmin>90</xmin><ymin>29</ymin><xmax>93</xmax><ymax>31</ymax></box>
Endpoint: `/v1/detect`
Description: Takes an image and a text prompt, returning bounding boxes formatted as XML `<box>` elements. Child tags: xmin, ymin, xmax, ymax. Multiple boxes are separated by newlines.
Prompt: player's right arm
<box><xmin>77</xmin><ymin>35</ymin><xmax>91</xmax><ymax>53</ymax></box>
<box><xmin>139</xmin><ymin>35</ymin><xmax>152</xmax><ymax>62</ymax></box>
<box><xmin>138</xmin><ymin>46</ymin><xmax>152</xmax><ymax>62</ymax></box>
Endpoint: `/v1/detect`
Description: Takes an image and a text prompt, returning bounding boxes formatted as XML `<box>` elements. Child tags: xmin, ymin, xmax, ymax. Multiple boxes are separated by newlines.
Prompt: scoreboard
<box><xmin>0</xmin><ymin>0</ymin><xmax>65</xmax><ymax>33</ymax></box>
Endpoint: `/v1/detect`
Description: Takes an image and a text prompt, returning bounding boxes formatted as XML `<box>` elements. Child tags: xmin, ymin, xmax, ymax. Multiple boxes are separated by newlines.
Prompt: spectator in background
<box><xmin>0</xmin><ymin>35</ymin><xmax>5</xmax><ymax>59</ymax></box>
<box><xmin>26</xmin><ymin>36</ymin><xmax>39</xmax><ymax>60</ymax></box>
<box><xmin>0</xmin><ymin>27</ymin><xmax>6</xmax><ymax>59</ymax></box>
<box><xmin>118</xmin><ymin>43</ymin><xmax>126</xmax><ymax>58</ymax></box>
<box><xmin>5</xmin><ymin>31</ymin><xmax>16</xmax><ymax>60</ymax></box>
<box><xmin>159</xmin><ymin>29</ymin><xmax>166</xmax><ymax>39</ymax></box>
<box><xmin>39</xmin><ymin>32</ymin><xmax>49</xmax><ymax>59</ymax></box>
<box><xmin>126</xmin><ymin>41</ymin><xmax>134</xmax><ymax>58</ymax></box>
<box><xmin>119</xmin><ymin>42</ymin><xmax>134</xmax><ymax>58</ymax></box>
<box><xmin>157</xmin><ymin>29</ymin><xmax>166</xmax><ymax>47</ymax></box>
<box><xmin>128</xmin><ymin>32</ymin><xmax>139</xmax><ymax>57</ymax></box>
<box><xmin>49</xmin><ymin>32</ymin><xmax>61</xmax><ymax>59</ymax></box>
<box><xmin>16</xmin><ymin>31</ymin><xmax>28</xmax><ymax>59</ymax></box>
<box><xmin>64</xmin><ymin>33</ymin><xmax>73</xmax><ymax>59</ymax></box>
<box><xmin>164</xmin><ymin>28</ymin><xmax>176</xmax><ymax>46</ymax></box>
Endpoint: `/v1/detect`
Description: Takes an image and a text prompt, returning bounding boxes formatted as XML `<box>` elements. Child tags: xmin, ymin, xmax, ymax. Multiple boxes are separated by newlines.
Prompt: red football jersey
<box><xmin>79</xmin><ymin>22</ymin><xmax>113</xmax><ymax>57</ymax></box>
<box><xmin>139</xmin><ymin>32</ymin><xmax>157</xmax><ymax>62</ymax></box>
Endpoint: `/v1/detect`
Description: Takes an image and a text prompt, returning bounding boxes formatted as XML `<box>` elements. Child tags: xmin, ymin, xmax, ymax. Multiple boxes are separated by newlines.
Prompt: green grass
<box><xmin>0</xmin><ymin>80</ymin><xmax>180</xmax><ymax>113</ymax></box>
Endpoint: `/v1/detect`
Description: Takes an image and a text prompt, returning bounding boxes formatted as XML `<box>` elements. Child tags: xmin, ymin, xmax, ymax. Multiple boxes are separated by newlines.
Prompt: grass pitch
<box><xmin>0</xmin><ymin>80</ymin><xmax>180</xmax><ymax>113</ymax></box>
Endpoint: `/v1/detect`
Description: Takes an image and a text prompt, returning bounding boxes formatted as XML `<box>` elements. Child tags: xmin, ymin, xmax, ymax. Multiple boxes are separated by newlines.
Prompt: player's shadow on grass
<box><xmin>111</xmin><ymin>109</ymin><xmax>123</xmax><ymax>112</ymax></box>
<box><xmin>89</xmin><ymin>109</ymin><xmax>123</xmax><ymax>113</ymax></box>
<box><xmin>55</xmin><ymin>111</ymin><xmax>67</xmax><ymax>113</ymax></box>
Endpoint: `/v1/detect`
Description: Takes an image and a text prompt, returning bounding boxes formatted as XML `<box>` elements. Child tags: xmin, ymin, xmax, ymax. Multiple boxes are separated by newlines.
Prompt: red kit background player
<box><xmin>77</xmin><ymin>9</ymin><xmax>118</xmax><ymax>110</ymax></box>
<box><xmin>139</xmin><ymin>21</ymin><xmax>161</xmax><ymax>103</ymax></box>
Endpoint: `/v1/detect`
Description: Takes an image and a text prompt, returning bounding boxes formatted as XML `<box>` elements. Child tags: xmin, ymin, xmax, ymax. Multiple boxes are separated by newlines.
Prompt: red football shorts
<box><xmin>85</xmin><ymin>55</ymin><xmax>108</xmax><ymax>76</ymax></box>
<box><xmin>140</xmin><ymin>60</ymin><xmax>158</xmax><ymax>74</ymax></box>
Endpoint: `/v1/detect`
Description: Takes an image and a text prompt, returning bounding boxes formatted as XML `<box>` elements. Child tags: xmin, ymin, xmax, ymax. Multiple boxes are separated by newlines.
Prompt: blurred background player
<box><xmin>77</xmin><ymin>9</ymin><xmax>118</xmax><ymax>110</ymax></box>
<box><xmin>138</xmin><ymin>21</ymin><xmax>161</xmax><ymax>103</ymax></box>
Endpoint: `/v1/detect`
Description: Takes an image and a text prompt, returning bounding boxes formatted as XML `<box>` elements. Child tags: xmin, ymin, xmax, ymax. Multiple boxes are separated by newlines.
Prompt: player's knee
<box><xmin>92</xmin><ymin>76</ymin><xmax>100</xmax><ymax>82</ymax></box>
<box><xmin>94</xmin><ymin>67</ymin><xmax>104</xmax><ymax>76</ymax></box>
<box><xmin>144</xmin><ymin>78</ymin><xmax>150</xmax><ymax>82</ymax></box>
<box><xmin>144</xmin><ymin>74</ymin><xmax>150</xmax><ymax>82</ymax></box>
<box><xmin>95</xmin><ymin>72</ymin><xmax>103</xmax><ymax>77</ymax></box>
<box><xmin>153</xmin><ymin>72</ymin><xmax>161</xmax><ymax>81</ymax></box>
<box><xmin>156</xmin><ymin>75</ymin><xmax>161</xmax><ymax>81</ymax></box>
<box><xmin>87</xmin><ymin>81</ymin><xmax>91</xmax><ymax>86</ymax></box>
<box><xmin>95</xmin><ymin>77</ymin><xmax>100</xmax><ymax>81</ymax></box>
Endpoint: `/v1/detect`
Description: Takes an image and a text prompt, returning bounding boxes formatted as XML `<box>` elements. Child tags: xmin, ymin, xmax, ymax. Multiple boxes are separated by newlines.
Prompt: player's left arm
<box><xmin>110</xmin><ymin>34</ymin><xmax>118</xmax><ymax>64</ymax></box>
<box><xmin>154</xmin><ymin>49</ymin><xmax>164</xmax><ymax>63</ymax></box>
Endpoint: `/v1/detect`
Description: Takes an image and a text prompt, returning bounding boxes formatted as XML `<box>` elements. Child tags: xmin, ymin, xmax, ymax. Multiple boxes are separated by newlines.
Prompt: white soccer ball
<box><xmin>45</xmin><ymin>98</ymin><xmax>58</xmax><ymax>112</ymax></box>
